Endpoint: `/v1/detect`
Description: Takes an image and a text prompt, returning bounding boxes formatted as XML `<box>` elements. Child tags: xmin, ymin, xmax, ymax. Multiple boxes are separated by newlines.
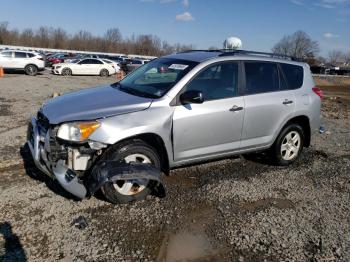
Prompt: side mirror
<box><xmin>180</xmin><ymin>90</ymin><xmax>204</xmax><ymax>104</ymax></box>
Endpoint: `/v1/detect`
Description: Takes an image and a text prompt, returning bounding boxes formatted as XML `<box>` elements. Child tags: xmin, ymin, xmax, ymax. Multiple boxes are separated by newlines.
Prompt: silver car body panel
<box><xmin>27</xmin><ymin>52</ymin><xmax>322</xmax><ymax>198</ymax></box>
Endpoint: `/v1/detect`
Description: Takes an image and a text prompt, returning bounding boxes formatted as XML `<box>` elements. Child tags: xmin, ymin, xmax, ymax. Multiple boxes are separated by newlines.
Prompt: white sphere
<box><xmin>223</xmin><ymin>37</ymin><xmax>242</xmax><ymax>50</ymax></box>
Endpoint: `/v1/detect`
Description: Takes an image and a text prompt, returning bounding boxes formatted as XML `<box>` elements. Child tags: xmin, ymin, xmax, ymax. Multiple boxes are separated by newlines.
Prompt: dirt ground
<box><xmin>0</xmin><ymin>72</ymin><xmax>349</xmax><ymax>261</ymax></box>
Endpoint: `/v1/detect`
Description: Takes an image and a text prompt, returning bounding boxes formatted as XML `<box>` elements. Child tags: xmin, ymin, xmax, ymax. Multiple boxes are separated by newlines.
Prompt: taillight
<box><xmin>312</xmin><ymin>87</ymin><xmax>323</xmax><ymax>99</ymax></box>
<box><xmin>37</xmin><ymin>57</ymin><xmax>44</xmax><ymax>61</ymax></box>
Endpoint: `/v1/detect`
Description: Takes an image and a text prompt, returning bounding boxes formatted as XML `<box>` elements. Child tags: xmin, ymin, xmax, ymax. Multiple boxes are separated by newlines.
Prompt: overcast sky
<box><xmin>0</xmin><ymin>0</ymin><xmax>349</xmax><ymax>56</ymax></box>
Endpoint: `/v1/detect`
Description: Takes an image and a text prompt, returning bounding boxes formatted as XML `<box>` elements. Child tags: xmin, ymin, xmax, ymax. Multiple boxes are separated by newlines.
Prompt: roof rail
<box><xmin>176</xmin><ymin>49</ymin><xmax>300</xmax><ymax>61</ymax></box>
<box><xmin>218</xmin><ymin>49</ymin><xmax>299</xmax><ymax>61</ymax></box>
<box><xmin>177</xmin><ymin>49</ymin><xmax>222</xmax><ymax>54</ymax></box>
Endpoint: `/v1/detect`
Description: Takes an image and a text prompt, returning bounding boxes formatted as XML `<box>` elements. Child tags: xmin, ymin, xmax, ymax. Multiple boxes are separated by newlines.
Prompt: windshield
<box><xmin>114</xmin><ymin>58</ymin><xmax>198</xmax><ymax>98</ymax></box>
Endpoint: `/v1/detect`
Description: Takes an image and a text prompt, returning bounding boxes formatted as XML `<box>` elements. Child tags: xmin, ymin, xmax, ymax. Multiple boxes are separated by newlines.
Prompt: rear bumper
<box><xmin>27</xmin><ymin>118</ymin><xmax>87</xmax><ymax>198</ymax></box>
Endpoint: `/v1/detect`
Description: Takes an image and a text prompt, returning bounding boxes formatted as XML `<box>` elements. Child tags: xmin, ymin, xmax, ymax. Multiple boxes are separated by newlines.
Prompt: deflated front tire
<box><xmin>100</xmin><ymin>139</ymin><xmax>161</xmax><ymax>204</ymax></box>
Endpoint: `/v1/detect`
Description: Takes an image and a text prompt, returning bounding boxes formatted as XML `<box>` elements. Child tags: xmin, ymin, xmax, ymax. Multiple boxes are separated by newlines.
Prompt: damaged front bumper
<box><xmin>27</xmin><ymin>117</ymin><xmax>164</xmax><ymax>200</ymax></box>
<box><xmin>27</xmin><ymin>117</ymin><xmax>87</xmax><ymax>198</ymax></box>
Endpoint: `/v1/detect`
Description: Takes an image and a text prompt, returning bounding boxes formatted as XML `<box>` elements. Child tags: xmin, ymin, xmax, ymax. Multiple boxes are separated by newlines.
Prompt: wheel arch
<box><xmin>280</xmin><ymin>115</ymin><xmax>311</xmax><ymax>147</ymax></box>
<box><xmin>109</xmin><ymin>133</ymin><xmax>170</xmax><ymax>174</ymax></box>
<box><xmin>25</xmin><ymin>63</ymin><xmax>38</xmax><ymax>68</ymax></box>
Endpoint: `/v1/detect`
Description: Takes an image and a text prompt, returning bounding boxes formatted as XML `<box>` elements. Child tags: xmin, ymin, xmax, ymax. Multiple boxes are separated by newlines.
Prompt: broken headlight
<box><xmin>57</xmin><ymin>121</ymin><xmax>100</xmax><ymax>142</ymax></box>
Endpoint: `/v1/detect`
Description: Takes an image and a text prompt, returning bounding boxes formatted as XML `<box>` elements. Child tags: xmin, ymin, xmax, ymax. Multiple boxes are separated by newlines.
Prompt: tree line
<box><xmin>0</xmin><ymin>22</ymin><xmax>194</xmax><ymax>56</ymax></box>
<box><xmin>272</xmin><ymin>30</ymin><xmax>350</xmax><ymax>65</ymax></box>
<box><xmin>1</xmin><ymin>22</ymin><xmax>349</xmax><ymax>64</ymax></box>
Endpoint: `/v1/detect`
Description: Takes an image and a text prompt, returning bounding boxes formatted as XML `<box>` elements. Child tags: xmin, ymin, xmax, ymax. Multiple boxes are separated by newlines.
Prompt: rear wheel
<box><xmin>100</xmin><ymin>139</ymin><xmax>161</xmax><ymax>204</ymax></box>
<box><xmin>269</xmin><ymin>124</ymin><xmax>304</xmax><ymax>166</ymax></box>
<box><xmin>100</xmin><ymin>69</ymin><xmax>109</xmax><ymax>77</ymax></box>
<box><xmin>25</xmin><ymin>65</ymin><xmax>38</xmax><ymax>76</ymax></box>
<box><xmin>61</xmin><ymin>68</ymin><xmax>72</xmax><ymax>76</ymax></box>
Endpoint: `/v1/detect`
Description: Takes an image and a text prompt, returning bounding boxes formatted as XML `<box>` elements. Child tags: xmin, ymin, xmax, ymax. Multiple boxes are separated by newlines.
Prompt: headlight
<box><xmin>56</xmin><ymin>66</ymin><xmax>61</xmax><ymax>69</ymax></box>
<box><xmin>57</xmin><ymin>121</ymin><xmax>100</xmax><ymax>142</ymax></box>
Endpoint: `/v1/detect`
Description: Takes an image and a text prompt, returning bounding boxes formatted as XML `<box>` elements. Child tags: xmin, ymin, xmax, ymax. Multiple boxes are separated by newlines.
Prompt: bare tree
<box><xmin>52</xmin><ymin>28</ymin><xmax>68</xmax><ymax>49</ymax></box>
<box><xmin>328</xmin><ymin>50</ymin><xmax>344</xmax><ymax>64</ymax></box>
<box><xmin>20</xmin><ymin>29</ymin><xmax>34</xmax><ymax>46</ymax></box>
<box><xmin>0</xmin><ymin>22</ymin><xmax>9</xmax><ymax>44</ymax></box>
<box><xmin>345</xmin><ymin>52</ymin><xmax>350</xmax><ymax>65</ymax></box>
<box><xmin>272</xmin><ymin>31</ymin><xmax>319</xmax><ymax>59</ymax></box>
<box><xmin>104</xmin><ymin>28</ymin><xmax>122</xmax><ymax>52</ymax></box>
<box><xmin>35</xmin><ymin>26</ymin><xmax>50</xmax><ymax>48</ymax></box>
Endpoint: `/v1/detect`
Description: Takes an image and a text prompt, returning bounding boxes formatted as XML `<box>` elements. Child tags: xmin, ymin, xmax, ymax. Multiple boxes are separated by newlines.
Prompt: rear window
<box><xmin>280</xmin><ymin>63</ymin><xmax>304</xmax><ymax>90</ymax></box>
<box><xmin>244</xmin><ymin>62</ymin><xmax>279</xmax><ymax>95</ymax></box>
<box><xmin>1</xmin><ymin>51</ymin><xmax>12</xmax><ymax>57</ymax></box>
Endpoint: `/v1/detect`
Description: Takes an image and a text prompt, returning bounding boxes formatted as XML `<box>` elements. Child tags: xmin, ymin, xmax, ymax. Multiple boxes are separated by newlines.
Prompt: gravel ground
<box><xmin>0</xmin><ymin>72</ymin><xmax>349</xmax><ymax>261</ymax></box>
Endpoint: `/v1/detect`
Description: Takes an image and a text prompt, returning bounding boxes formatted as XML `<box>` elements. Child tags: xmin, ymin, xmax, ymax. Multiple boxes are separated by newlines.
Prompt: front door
<box><xmin>173</xmin><ymin>61</ymin><xmax>244</xmax><ymax>162</ymax></box>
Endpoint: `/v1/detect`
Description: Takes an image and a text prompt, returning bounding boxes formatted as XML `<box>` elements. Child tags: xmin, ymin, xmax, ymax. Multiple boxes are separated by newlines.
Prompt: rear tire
<box><xmin>269</xmin><ymin>124</ymin><xmax>304</xmax><ymax>166</ymax></box>
<box><xmin>25</xmin><ymin>64</ymin><xmax>38</xmax><ymax>76</ymax></box>
<box><xmin>61</xmin><ymin>68</ymin><xmax>72</xmax><ymax>76</ymax></box>
<box><xmin>100</xmin><ymin>69</ymin><xmax>109</xmax><ymax>77</ymax></box>
<box><xmin>100</xmin><ymin>139</ymin><xmax>161</xmax><ymax>204</ymax></box>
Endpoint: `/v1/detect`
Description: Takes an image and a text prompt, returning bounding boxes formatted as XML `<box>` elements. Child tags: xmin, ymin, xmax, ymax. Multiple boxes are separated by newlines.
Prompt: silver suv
<box><xmin>27</xmin><ymin>50</ymin><xmax>322</xmax><ymax>203</ymax></box>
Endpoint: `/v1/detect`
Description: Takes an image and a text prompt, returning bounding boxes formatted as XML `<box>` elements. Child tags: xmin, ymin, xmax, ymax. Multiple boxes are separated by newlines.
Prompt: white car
<box><xmin>101</xmin><ymin>59</ymin><xmax>121</xmax><ymax>73</ymax></box>
<box><xmin>52</xmin><ymin>58</ymin><xmax>116</xmax><ymax>77</ymax></box>
<box><xmin>0</xmin><ymin>50</ymin><xmax>45</xmax><ymax>76</ymax></box>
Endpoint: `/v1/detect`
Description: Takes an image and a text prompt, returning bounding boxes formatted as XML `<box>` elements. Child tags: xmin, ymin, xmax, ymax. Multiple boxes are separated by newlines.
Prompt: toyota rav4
<box><xmin>27</xmin><ymin>50</ymin><xmax>323</xmax><ymax>203</ymax></box>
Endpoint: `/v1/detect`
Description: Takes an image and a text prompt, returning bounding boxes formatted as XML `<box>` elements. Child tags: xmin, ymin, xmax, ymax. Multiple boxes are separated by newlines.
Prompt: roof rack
<box><xmin>177</xmin><ymin>49</ymin><xmax>300</xmax><ymax>61</ymax></box>
<box><xmin>218</xmin><ymin>49</ymin><xmax>299</xmax><ymax>61</ymax></box>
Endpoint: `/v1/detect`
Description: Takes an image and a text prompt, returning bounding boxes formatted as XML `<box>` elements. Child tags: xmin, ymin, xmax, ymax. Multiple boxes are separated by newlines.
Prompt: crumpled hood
<box><xmin>42</xmin><ymin>85</ymin><xmax>152</xmax><ymax>124</ymax></box>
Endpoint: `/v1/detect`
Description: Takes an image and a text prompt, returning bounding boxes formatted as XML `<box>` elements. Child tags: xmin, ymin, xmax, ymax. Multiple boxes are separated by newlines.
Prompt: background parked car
<box><xmin>52</xmin><ymin>58</ymin><xmax>116</xmax><ymax>76</ymax></box>
<box><xmin>0</xmin><ymin>50</ymin><xmax>45</xmax><ymax>76</ymax></box>
<box><xmin>46</xmin><ymin>53</ymin><xmax>75</xmax><ymax>66</ymax></box>
<box><xmin>126</xmin><ymin>58</ymin><xmax>149</xmax><ymax>73</ymax></box>
<box><xmin>101</xmin><ymin>58</ymin><xmax>121</xmax><ymax>72</ymax></box>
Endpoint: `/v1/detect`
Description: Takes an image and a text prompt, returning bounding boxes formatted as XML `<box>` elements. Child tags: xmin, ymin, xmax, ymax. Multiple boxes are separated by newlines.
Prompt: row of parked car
<box><xmin>0</xmin><ymin>49</ymin><xmax>151</xmax><ymax>76</ymax></box>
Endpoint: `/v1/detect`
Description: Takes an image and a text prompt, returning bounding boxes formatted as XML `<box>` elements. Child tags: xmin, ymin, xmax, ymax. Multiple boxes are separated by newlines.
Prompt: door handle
<box><xmin>229</xmin><ymin>105</ymin><xmax>244</xmax><ymax>112</ymax></box>
<box><xmin>282</xmin><ymin>99</ymin><xmax>293</xmax><ymax>105</ymax></box>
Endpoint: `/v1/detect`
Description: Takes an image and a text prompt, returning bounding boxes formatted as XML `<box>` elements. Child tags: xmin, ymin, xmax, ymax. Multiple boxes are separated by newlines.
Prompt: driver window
<box><xmin>185</xmin><ymin>62</ymin><xmax>238</xmax><ymax>101</ymax></box>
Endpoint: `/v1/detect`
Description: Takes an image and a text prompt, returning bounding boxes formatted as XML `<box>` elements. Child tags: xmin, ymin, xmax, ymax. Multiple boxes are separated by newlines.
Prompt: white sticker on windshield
<box><xmin>168</xmin><ymin>64</ymin><xmax>189</xmax><ymax>70</ymax></box>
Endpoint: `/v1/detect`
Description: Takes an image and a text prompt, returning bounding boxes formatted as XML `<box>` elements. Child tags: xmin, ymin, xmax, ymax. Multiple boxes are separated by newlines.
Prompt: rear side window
<box><xmin>79</xmin><ymin>59</ymin><xmax>102</xmax><ymax>64</ymax></box>
<box><xmin>280</xmin><ymin>63</ymin><xmax>304</xmax><ymax>90</ymax></box>
<box><xmin>15</xmin><ymin>52</ymin><xmax>27</xmax><ymax>58</ymax></box>
<box><xmin>244</xmin><ymin>62</ymin><xmax>279</xmax><ymax>95</ymax></box>
<box><xmin>27</xmin><ymin>53</ymin><xmax>35</xmax><ymax>58</ymax></box>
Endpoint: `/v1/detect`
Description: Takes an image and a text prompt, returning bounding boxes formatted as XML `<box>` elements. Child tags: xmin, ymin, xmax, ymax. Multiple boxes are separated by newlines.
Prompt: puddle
<box><xmin>159</xmin><ymin>232</ymin><xmax>215</xmax><ymax>262</ymax></box>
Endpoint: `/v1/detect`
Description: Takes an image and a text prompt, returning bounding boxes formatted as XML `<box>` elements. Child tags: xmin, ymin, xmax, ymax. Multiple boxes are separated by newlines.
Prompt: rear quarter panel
<box><xmin>293</xmin><ymin>65</ymin><xmax>321</xmax><ymax>132</ymax></box>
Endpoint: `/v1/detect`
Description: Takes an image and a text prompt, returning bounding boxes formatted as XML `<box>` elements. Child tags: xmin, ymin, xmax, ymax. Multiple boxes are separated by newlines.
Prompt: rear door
<box><xmin>90</xmin><ymin>59</ymin><xmax>104</xmax><ymax>75</ymax></box>
<box><xmin>240</xmin><ymin>61</ymin><xmax>295</xmax><ymax>149</ymax></box>
<box><xmin>76</xmin><ymin>59</ymin><xmax>94</xmax><ymax>74</ymax></box>
<box><xmin>14</xmin><ymin>52</ymin><xmax>29</xmax><ymax>68</ymax></box>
